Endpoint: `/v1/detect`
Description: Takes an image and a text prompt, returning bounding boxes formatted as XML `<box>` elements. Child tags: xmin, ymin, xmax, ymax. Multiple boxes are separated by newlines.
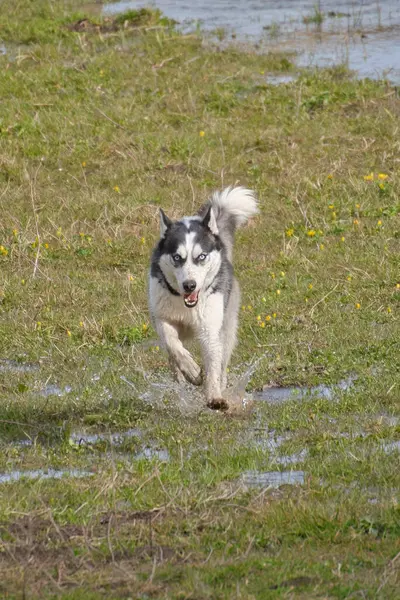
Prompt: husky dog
<box><xmin>148</xmin><ymin>187</ymin><xmax>258</xmax><ymax>410</ymax></box>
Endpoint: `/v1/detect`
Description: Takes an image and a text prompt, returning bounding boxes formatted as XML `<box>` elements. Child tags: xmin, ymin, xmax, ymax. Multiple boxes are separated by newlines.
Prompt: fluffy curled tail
<box><xmin>210</xmin><ymin>186</ymin><xmax>258</xmax><ymax>228</ymax></box>
<box><xmin>199</xmin><ymin>186</ymin><xmax>258</xmax><ymax>259</ymax></box>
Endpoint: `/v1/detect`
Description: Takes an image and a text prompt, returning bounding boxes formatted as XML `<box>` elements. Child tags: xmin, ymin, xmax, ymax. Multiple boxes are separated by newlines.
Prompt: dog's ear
<box><xmin>202</xmin><ymin>205</ymin><xmax>219</xmax><ymax>235</ymax></box>
<box><xmin>159</xmin><ymin>209</ymin><xmax>172</xmax><ymax>238</ymax></box>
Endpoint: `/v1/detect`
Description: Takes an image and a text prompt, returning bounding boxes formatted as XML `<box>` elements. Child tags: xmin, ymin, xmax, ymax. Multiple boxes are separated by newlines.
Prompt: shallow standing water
<box><xmin>103</xmin><ymin>0</ymin><xmax>400</xmax><ymax>82</ymax></box>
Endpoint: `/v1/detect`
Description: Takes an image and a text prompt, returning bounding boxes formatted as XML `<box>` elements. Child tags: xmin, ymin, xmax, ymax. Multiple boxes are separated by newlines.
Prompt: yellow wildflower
<box><xmin>355</xmin><ymin>203</ymin><xmax>360</xmax><ymax>209</ymax></box>
<box><xmin>79</xmin><ymin>321</ymin><xmax>84</xmax><ymax>327</ymax></box>
<box><xmin>265</xmin><ymin>315</ymin><xmax>271</xmax><ymax>321</ymax></box>
<box><xmin>262</xmin><ymin>297</ymin><xmax>266</xmax><ymax>302</ymax></box>
<box><xmin>280</xmin><ymin>271</ymin><xmax>285</xmax><ymax>277</ymax></box>
<box><xmin>155</xmin><ymin>345</ymin><xmax>160</xmax><ymax>351</ymax></box>
<box><xmin>67</xmin><ymin>330</ymin><xmax>72</xmax><ymax>337</ymax></box>
<box><xmin>242</xmin><ymin>305</ymin><xmax>246</xmax><ymax>311</ymax></box>
<box><xmin>113</xmin><ymin>185</ymin><xmax>120</xmax><ymax>193</ymax></box>
<box><xmin>353</xmin><ymin>219</ymin><xmax>359</xmax><ymax>225</ymax></box>
<box><xmin>363</xmin><ymin>172</ymin><xmax>374</xmax><ymax>181</ymax></box>
<box><xmin>276</xmin><ymin>289</ymin><xmax>281</xmax><ymax>295</ymax></box>
<box><xmin>379</xmin><ymin>183</ymin><xmax>385</xmax><ymax>190</ymax></box>
<box><xmin>308</xmin><ymin>284</ymin><xmax>313</xmax><ymax>290</ymax></box>
<box><xmin>320</xmin><ymin>243</ymin><xmax>324</xmax><ymax>250</ymax></box>
<box><xmin>142</xmin><ymin>323</ymin><xmax>148</xmax><ymax>332</ymax></box>
<box><xmin>140</xmin><ymin>237</ymin><xmax>145</xmax><ymax>244</ymax></box>
<box><xmin>355</xmin><ymin>303</ymin><xmax>361</xmax><ymax>310</ymax></box>
<box><xmin>341</xmin><ymin>236</ymin><xmax>345</xmax><ymax>242</ymax></box>
<box><xmin>387</xmin><ymin>307</ymin><xmax>392</xmax><ymax>313</ymax></box>
<box><xmin>82</xmin><ymin>161</ymin><xmax>86</xmax><ymax>168</ymax></box>
<box><xmin>347</xmin><ymin>276</ymin><xmax>352</xmax><ymax>281</ymax></box>
<box><xmin>286</xmin><ymin>228</ymin><xmax>294</xmax><ymax>237</ymax></box>
<box><xmin>128</xmin><ymin>274</ymin><xmax>134</xmax><ymax>281</ymax></box>
<box><xmin>257</xmin><ymin>315</ymin><xmax>261</xmax><ymax>321</ymax></box>
<box><xmin>259</xmin><ymin>322</ymin><xmax>265</xmax><ymax>328</ymax></box>
<box><xmin>307</xmin><ymin>230</ymin><xmax>316</xmax><ymax>237</ymax></box>
<box><xmin>270</xmin><ymin>272</ymin><xmax>276</xmax><ymax>279</ymax></box>
<box><xmin>327</xmin><ymin>174</ymin><xmax>333</xmax><ymax>179</ymax></box>
<box><xmin>331</xmin><ymin>211</ymin><xmax>336</xmax><ymax>219</ymax></box>
<box><xmin>21</xmin><ymin>279</ymin><xmax>25</xmax><ymax>285</ymax></box>
<box><xmin>199</xmin><ymin>131</ymin><xmax>205</xmax><ymax>137</ymax></box>
<box><xmin>378</xmin><ymin>173</ymin><xmax>388</xmax><ymax>180</ymax></box>
<box><xmin>328</xmin><ymin>204</ymin><xmax>334</xmax><ymax>210</ymax></box>
<box><xmin>247</xmin><ymin>305</ymin><xmax>252</xmax><ymax>310</ymax></box>
<box><xmin>0</xmin><ymin>245</ymin><xmax>8</xmax><ymax>256</ymax></box>
<box><xmin>12</xmin><ymin>229</ymin><xmax>18</xmax><ymax>236</ymax></box>
<box><xmin>377</xmin><ymin>220</ymin><xmax>382</xmax><ymax>227</ymax></box>
<box><xmin>43</xmin><ymin>243</ymin><xmax>49</xmax><ymax>249</ymax></box>
<box><xmin>272</xmin><ymin>313</ymin><xmax>277</xmax><ymax>318</ymax></box>
<box><xmin>396</xmin><ymin>283</ymin><xmax>400</xmax><ymax>289</ymax></box>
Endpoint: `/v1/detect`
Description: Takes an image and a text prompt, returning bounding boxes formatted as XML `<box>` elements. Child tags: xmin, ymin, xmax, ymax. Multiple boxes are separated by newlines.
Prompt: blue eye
<box><xmin>173</xmin><ymin>254</ymin><xmax>181</xmax><ymax>262</ymax></box>
<box><xmin>198</xmin><ymin>253</ymin><xmax>207</xmax><ymax>261</ymax></box>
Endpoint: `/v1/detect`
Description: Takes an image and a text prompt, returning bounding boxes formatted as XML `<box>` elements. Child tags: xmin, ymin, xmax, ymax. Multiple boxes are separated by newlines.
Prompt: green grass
<box><xmin>0</xmin><ymin>0</ymin><xmax>399</xmax><ymax>598</ymax></box>
<box><xmin>303</xmin><ymin>6</ymin><xmax>325</xmax><ymax>25</ymax></box>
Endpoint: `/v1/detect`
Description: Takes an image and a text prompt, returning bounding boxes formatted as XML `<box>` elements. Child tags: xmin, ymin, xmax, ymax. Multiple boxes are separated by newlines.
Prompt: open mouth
<box><xmin>183</xmin><ymin>291</ymin><xmax>199</xmax><ymax>308</ymax></box>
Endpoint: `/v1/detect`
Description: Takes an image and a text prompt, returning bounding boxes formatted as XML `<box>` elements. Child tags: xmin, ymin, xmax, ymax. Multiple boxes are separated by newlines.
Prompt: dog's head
<box><xmin>156</xmin><ymin>207</ymin><xmax>222</xmax><ymax>308</ymax></box>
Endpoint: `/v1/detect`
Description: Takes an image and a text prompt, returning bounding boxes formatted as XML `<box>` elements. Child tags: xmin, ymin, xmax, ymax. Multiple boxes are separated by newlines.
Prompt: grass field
<box><xmin>0</xmin><ymin>1</ymin><xmax>399</xmax><ymax>598</ymax></box>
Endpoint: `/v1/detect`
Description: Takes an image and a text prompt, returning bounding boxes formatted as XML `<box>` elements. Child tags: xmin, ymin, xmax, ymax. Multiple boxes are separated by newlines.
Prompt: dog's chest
<box><xmin>150</xmin><ymin>278</ymin><xmax>209</xmax><ymax>327</ymax></box>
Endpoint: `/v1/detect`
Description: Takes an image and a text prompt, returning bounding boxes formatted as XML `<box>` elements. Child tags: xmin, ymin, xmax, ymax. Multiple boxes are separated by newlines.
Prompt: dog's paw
<box><xmin>181</xmin><ymin>360</ymin><xmax>202</xmax><ymax>386</ymax></box>
<box><xmin>186</xmin><ymin>368</ymin><xmax>203</xmax><ymax>386</ymax></box>
<box><xmin>207</xmin><ymin>397</ymin><xmax>229</xmax><ymax>411</ymax></box>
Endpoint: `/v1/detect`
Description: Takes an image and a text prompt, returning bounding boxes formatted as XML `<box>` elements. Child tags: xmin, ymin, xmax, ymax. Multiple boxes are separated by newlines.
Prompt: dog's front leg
<box><xmin>199</xmin><ymin>294</ymin><xmax>228</xmax><ymax>411</ymax></box>
<box><xmin>156</xmin><ymin>320</ymin><xmax>202</xmax><ymax>386</ymax></box>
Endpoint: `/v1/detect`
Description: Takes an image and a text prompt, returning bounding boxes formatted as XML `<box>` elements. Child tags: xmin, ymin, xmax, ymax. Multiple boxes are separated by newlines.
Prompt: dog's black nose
<box><xmin>183</xmin><ymin>280</ymin><xmax>196</xmax><ymax>293</ymax></box>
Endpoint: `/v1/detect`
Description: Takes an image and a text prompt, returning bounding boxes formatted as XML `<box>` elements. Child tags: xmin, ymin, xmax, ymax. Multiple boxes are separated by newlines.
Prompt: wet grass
<box><xmin>0</xmin><ymin>0</ymin><xmax>399</xmax><ymax>597</ymax></box>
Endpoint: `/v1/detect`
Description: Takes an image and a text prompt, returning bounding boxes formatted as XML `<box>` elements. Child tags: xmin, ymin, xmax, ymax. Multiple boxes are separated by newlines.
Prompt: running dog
<box><xmin>148</xmin><ymin>186</ymin><xmax>258</xmax><ymax>410</ymax></box>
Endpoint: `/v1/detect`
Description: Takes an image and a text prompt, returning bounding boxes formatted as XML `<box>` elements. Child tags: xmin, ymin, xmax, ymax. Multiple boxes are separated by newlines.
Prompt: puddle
<box><xmin>274</xmin><ymin>450</ymin><xmax>308</xmax><ymax>466</ymax></box>
<box><xmin>70</xmin><ymin>428</ymin><xmax>169</xmax><ymax>461</ymax></box>
<box><xmin>255</xmin><ymin>376</ymin><xmax>354</xmax><ymax>404</ymax></box>
<box><xmin>252</xmin><ymin>430</ymin><xmax>287</xmax><ymax>453</ymax></box>
<box><xmin>123</xmin><ymin>351</ymin><xmax>353</xmax><ymax>415</ymax></box>
<box><xmin>135</xmin><ymin>447</ymin><xmax>169</xmax><ymax>461</ymax></box>
<box><xmin>0</xmin><ymin>359</ymin><xmax>39</xmax><ymax>373</ymax></box>
<box><xmin>242</xmin><ymin>470</ymin><xmax>305</xmax><ymax>488</ymax></box>
<box><xmin>265</xmin><ymin>73</ymin><xmax>298</xmax><ymax>85</ymax></box>
<box><xmin>381</xmin><ymin>440</ymin><xmax>400</xmax><ymax>454</ymax></box>
<box><xmin>0</xmin><ymin>468</ymin><xmax>94</xmax><ymax>485</ymax></box>
<box><xmin>70</xmin><ymin>427</ymin><xmax>142</xmax><ymax>446</ymax></box>
<box><xmin>102</xmin><ymin>0</ymin><xmax>400</xmax><ymax>82</ymax></box>
<box><xmin>39</xmin><ymin>384</ymin><xmax>72</xmax><ymax>398</ymax></box>
<box><xmin>376</xmin><ymin>415</ymin><xmax>400</xmax><ymax>427</ymax></box>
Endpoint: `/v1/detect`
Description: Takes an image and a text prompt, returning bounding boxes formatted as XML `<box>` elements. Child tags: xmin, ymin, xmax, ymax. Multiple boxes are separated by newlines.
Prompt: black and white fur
<box><xmin>148</xmin><ymin>187</ymin><xmax>258</xmax><ymax>410</ymax></box>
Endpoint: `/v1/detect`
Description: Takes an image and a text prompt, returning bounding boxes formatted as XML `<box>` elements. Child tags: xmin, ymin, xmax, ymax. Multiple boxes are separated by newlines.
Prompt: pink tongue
<box><xmin>185</xmin><ymin>291</ymin><xmax>198</xmax><ymax>302</ymax></box>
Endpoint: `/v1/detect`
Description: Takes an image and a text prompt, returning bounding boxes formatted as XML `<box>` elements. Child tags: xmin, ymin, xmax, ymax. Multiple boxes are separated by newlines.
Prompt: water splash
<box><xmin>121</xmin><ymin>352</ymin><xmax>267</xmax><ymax>414</ymax></box>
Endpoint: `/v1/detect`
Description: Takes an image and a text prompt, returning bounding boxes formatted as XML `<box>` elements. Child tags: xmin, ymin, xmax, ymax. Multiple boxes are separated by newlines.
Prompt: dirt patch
<box><xmin>67</xmin><ymin>9</ymin><xmax>174</xmax><ymax>35</ymax></box>
<box><xmin>67</xmin><ymin>17</ymin><xmax>125</xmax><ymax>34</ymax></box>
<box><xmin>270</xmin><ymin>576</ymin><xmax>318</xmax><ymax>589</ymax></box>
